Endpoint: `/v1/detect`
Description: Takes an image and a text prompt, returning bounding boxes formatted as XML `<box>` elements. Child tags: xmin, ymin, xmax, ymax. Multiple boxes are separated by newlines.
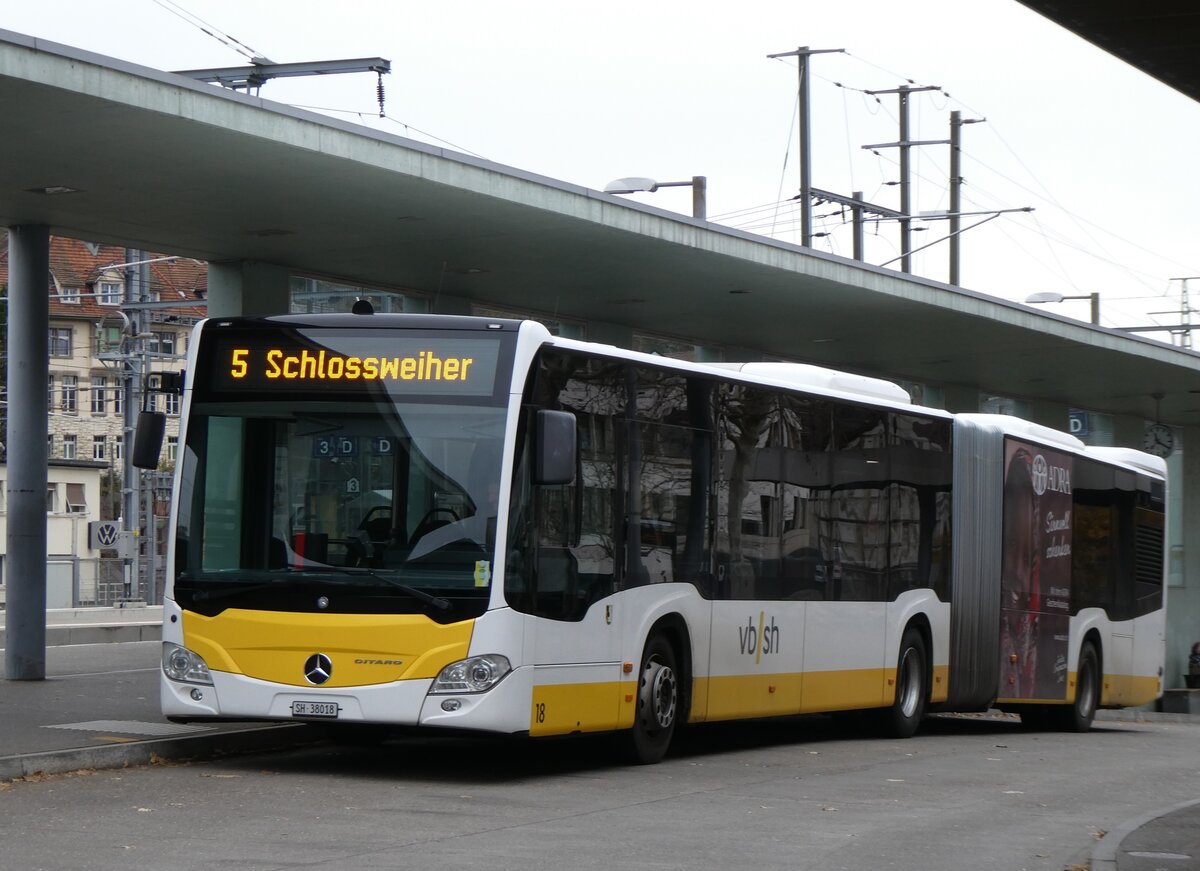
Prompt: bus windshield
<box><xmin>172</xmin><ymin>321</ymin><xmax>514</xmax><ymax>617</ymax></box>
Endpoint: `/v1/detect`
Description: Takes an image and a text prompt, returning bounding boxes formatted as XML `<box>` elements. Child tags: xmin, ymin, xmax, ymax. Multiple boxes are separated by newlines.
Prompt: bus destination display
<box><xmin>206</xmin><ymin>332</ymin><xmax>503</xmax><ymax>397</ymax></box>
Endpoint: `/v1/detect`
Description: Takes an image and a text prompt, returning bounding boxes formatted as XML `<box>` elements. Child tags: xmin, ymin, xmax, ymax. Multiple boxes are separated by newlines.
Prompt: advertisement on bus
<box><xmin>999</xmin><ymin>438</ymin><xmax>1074</xmax><ymax>700</ymax></box>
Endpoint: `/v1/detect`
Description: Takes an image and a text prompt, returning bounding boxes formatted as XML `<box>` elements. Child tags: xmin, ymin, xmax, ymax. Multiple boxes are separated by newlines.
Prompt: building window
<box><xmin>165</xmin><ymin>392</ymin><xmax>180</xmax><ymax>416</ymax></box>
<box><xmin>114</xmin><ymin>435</ymin><xmax>124</xmax><ymax>461</ymax></box>
<box><xmin>95</xmin><ymin>323</ymin><xmax>123</xmax><ymax>356</ymax></box>
<box><xmin>98</xmin><ymin>281</ymin><xmax>122</xmax><ymax>305</ymax></box>
<box><xmin>91</xmin><ymin>376</ymin><xmax>107</xmax><ymax>414</ymax></box>
<box><xmin>61</xmin><ymin>375</ymin><xmax>78</xmax><ymax>413</ymax></box>
<box><xmin>166</xmin><ymin>436</ymin><xmax>179</xmax><ymax>463</ymax></box>
<box><xmin>47</xmin><ymin>434</ymin><xmax>54</xmax><ymax>457</ymax></box>
<box><xmin>46</xmin><ymin>485</ymin><xmax>57</xmax><ymax>513</ymax></box>
<box><xmin>49</xmin><ymin>327</ymin><xmax>73</xmax><ymax>356</ymax></box>
<box><xmin>60</xmin><ymin>286</ymin><xmax>81</xmax><ymax>304</ymax></box>
<box><xmin>114</xmin><ymin>385</ymin><xmax>124</xmax><ymax>416</ymax></box>
<box><xmin>48</xmin><ymin>375</ymin><xmax>54</xmax><ymax>408</ymax></box>
<box><xmin>63</xmin><ymin>433</ymin><xmax>77</xmax><ymax>459</ymax></box>
<box><xmin>148</xmin><ymin>331</ymin><xmax>177</xmax><ymax>357</ymax></box>
<box><xmin>66</xmin><ymin>483</ymin><xmax>87</xmax><ymax>513</ymax></box>
<box><xmin>93</xmin><ymin>435</ymin><xmax>106</xmax><ymax>461</ymax></box>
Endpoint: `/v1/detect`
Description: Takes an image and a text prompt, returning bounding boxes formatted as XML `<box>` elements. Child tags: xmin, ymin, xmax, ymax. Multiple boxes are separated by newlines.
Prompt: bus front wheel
<box><xmin>626</xmin><ymin>635</ymin><xmax>679</xmax><ymax>764</ymax></box>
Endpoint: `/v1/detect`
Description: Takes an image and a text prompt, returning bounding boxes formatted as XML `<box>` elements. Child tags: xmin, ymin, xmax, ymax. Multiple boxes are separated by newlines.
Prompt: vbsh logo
<box><xmin>738</xmin><ymin>612</ymin><xmax>780</xmax><ymax>664</ymax></box>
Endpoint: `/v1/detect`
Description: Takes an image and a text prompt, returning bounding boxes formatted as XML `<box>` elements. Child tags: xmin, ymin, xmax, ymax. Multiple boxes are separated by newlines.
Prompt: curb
<box><xmin>0</xmin><ymin>622</ymin><xmax>162</xmax><ymax>648</ymax></box>
<box><xmin>0</xmin><ymin>723</ymin><xmax>326</xmax><ymax>784</ymax></box>
<box><xmin>1091</xmin><ymin>797</ymin><xmax>1200</xmax><ymax>870</ymax></box>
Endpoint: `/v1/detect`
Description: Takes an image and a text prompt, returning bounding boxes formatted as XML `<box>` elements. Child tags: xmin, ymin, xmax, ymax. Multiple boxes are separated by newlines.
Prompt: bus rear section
<box><xmin>948</xmin><ymin>415</ymin><xmax>1167</xmax><ymax>729</ymax></box>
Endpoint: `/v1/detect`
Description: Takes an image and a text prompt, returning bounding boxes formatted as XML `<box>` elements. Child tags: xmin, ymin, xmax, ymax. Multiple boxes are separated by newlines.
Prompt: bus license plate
<box><xmin>291</xmin><ymin>700</ymin><xmax>339</xmax><ymax>719</ymax></box>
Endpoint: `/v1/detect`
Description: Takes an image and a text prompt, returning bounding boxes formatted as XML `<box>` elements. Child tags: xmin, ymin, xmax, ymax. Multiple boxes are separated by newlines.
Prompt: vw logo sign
<box><xmin>304</xmin><ymin>653</ymin><xmax>333</xmax><ymax>685</ymax></box>
<box><xmin>88</xmin><ymin>520</ymin><xmax>122</xmax><ymax>551</ymax></box>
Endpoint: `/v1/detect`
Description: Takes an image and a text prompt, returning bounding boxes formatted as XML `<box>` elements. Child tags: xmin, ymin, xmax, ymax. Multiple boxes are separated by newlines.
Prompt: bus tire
<box><xmin>1064</xmin><ymin>641</ymin><xmax>1099</xmax><ymax>732</ymax></box>
<box><xmin>627</xmin><ymin>634</ymin><xmax>679</xmax><ymax>764</ymax></box>
<box><xmin>883</xmin><ymin>627</ymin><xmax>928</xmax><ymax>738</ymax></box>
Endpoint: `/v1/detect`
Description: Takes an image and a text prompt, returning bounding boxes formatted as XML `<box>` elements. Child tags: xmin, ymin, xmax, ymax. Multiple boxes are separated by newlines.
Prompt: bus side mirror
<box><xmin>132</xmin><ymin>410</ymin><xmax>166</xmax><ymax>470</ymax></box>
<box><xmin>535</xmin><ymin>410</ymin><xmax>576</xmax><ymax>485</ymax></box>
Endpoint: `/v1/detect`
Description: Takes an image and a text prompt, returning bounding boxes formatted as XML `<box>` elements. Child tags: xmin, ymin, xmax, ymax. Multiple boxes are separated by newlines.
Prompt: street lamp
<box><xmin>603</xmin><ymin>176</ymin><xmax>707</xmax><ymax>220</ymax></box>
<box><xmin>1024</xmin><ymin>291</ymin><xmax>1100</xmax><ymax>326</ymax></box>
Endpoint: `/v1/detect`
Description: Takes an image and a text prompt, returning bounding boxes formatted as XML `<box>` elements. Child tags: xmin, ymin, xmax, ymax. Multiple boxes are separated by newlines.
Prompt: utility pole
<box><xmin>949</xmin><ymin>111</ymin><xmax>986</xmax><ymax>285</ymax></box>
<box><xmin>766</xmin><ymin>46</ymin><xmax>844</xmax><ymax>248</ymax></box>
<box><xmin>950</xmin><ymin>111</ymin><xmax>962</xmax><ymax>285</ymax></box>
<box><xmin>1164</xmin><ymin>278</ymin><xmax>1200</xmax><ymax>349</ymax></box>
<box><xmin>862</xmin><ymin>85</ymin><xmax>943</xmax><ymax>274</ymax></box>
<box><xmin>121</xmin><ymin>250</ymin><xmax>143</xmax><ymax>602</ymax></box>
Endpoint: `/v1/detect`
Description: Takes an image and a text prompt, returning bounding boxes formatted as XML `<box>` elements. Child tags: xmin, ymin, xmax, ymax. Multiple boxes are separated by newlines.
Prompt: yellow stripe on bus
<box><xmin>530</xmin><ymin>663</ymin><xmax>1020</xmax><ymax>735</ymax></box>
<box><xmin>997</xmin><ymin>672</ymin><xmax>1161</xmax><ymax>708</ymax></box>
<box><xmin>530</xmin><ymin>682</ymin><xmax>625</xmax><ymax>736</ymax></box>
<box><xmin>183</xmin><ymin>609</ymin><xmax>472</xmax><ymax>688</ymax></box>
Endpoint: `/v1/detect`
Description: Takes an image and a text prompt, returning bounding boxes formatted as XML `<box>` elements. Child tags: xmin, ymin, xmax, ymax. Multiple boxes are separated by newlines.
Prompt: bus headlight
<box><xmin>162</xmin><ymin>642</ymin><xmax>213</xmax><ymax>685</ymax></box>
<box><xmin>430</xmin><ymin>654</ymin><xmax>511</xmax><ymax>694</ymax></box>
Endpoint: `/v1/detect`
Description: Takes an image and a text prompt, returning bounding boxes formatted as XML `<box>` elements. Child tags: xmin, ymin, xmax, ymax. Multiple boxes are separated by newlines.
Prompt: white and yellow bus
<box><xmin>140</xmin><ymin>312</ymin><xmax>1167</xmax><ymax>763</ymax></box>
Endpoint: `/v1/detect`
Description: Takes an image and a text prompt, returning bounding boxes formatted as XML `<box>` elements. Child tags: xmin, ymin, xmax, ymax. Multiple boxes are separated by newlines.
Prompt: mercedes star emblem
<box><xmin>304</xmin><ymin>653</ymin><xmax>333</xmax><ymax>685</ymax></box>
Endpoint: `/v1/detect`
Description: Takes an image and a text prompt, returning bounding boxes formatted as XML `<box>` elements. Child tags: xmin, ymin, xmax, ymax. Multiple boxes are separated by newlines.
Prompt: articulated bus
<box><xmin>138</xmin><ymin>311</ymin><xmax>1167</xmax><ymax>763</ymax></box>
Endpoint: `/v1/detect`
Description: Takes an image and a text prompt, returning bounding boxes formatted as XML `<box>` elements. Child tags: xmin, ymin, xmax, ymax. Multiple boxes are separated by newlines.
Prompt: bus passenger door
<box><xmin>527</xmin><ymin>537</ymin><xmax>624</xmax><ymax>735</ymax></box>
<box><xmin>525</xmin><ymin>427</ymin><xmax>623</xmax><ymax>737</ymax></box>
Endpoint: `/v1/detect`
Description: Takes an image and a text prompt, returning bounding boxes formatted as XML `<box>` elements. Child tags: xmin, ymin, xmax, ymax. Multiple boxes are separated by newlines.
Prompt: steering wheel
<box><xmin>358</xmin><ymin>506</ymin><xmax>395</xmax><ymax>544</ymax></box>
<box><xmin>411</xmin><ymin>507</ymin><xmax>461</xmax><ymax>542</ymax></box>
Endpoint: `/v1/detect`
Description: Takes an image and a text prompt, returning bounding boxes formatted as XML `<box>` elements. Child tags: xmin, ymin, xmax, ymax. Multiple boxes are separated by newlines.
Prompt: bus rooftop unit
<box><xmin>139</xmin><ymin>312</ymin><xmax>1167</xmax><ymax>763</ymax></box>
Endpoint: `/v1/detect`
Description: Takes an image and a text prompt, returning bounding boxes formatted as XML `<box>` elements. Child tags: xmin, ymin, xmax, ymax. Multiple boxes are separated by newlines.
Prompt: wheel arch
<box><xmin>902</xmin><ymin>612</ymin><xmax>934</xmax><ymax>689</ymax></box>
<box><xmin>1081</xmin><ymin>626</ymin><xmax>1104</xmax><ymax>689</ymax></box>
<box><xmin>644</xmin><ymin>613</ymin><xmax>692</xmax><ymax>727</ymax></box>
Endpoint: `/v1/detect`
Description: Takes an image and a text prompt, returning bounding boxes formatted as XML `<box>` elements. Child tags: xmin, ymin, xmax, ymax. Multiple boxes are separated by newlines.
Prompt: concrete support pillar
<box><xmin>1166</xmin><ymin>428</ymin><xmax>1199</xmax><ymax>688</ymax></box>
<box><xmin>206</xmin><ymin>261</ymin><xmax>291</xmax><ymax>317</ymax></box>
<box><xmin>5</xmin><ymin>225</ymin><xmax>50</xmax><ymax>680</ymax></box>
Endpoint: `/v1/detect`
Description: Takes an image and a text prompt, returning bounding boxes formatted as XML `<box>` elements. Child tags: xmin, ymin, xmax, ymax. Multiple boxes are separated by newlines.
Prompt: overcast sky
<box><xmin>5</xmin><ymin>0</ymin><xmax>1199</xmax><ymax>336</ymax></box>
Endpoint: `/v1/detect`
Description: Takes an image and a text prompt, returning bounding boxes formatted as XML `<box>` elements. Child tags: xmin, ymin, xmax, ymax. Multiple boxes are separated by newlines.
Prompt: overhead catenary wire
<box><xmin>149</xmin><ymin>0</ymin><xmax>269</xmax><ymax>63</ymax></box>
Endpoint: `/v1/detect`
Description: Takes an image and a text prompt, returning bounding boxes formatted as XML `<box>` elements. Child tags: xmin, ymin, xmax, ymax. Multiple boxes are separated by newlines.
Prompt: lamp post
<box><xmin>1025</xmin><ymin>291</ymin><xmax>1100</xmax><ymax>325</ymax></box>
<box><xmin>603</xmin><ymin>176</ymin><xmax>707</xmax><ymax>220</ymax></box>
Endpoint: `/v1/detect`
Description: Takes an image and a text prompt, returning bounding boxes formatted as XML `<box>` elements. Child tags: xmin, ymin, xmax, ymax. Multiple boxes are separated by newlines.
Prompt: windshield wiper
<box><xmin>324</xmin><ymin>567</ymin><xmax>453</xmax><ymax>611</ymax></box>
<box><xmin>189</xmin><ymin>575</ymin><xmax>301</xmax><ymax>603</ymax></box>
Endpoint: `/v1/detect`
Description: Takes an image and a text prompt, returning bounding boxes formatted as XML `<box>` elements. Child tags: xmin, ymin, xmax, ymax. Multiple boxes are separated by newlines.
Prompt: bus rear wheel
<box><xmin>882</xmin><ymin>627</ymin><xmax>928</xmax><ymax>738</ymax></box>
<box><xmin>626</xmin><ymin>635</ymin><xmax>679</xmax><ymax>764</ymax></box>
<box><xmin>1019</xmin><ymin>641</ymin><xmax>1100</xmax><ymax>732</ymax></box>
<box><xmin>1064</xmin><ymin>641</ymin><xmax>1100</xmax><ymax>732</ymax></box>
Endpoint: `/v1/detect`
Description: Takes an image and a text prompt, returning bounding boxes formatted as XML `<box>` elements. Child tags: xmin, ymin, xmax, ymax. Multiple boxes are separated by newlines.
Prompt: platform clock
<box><xmin>1142</xmin><ymin>422</ymin><xmax>1175</xmax><ymax>458</ymax></box>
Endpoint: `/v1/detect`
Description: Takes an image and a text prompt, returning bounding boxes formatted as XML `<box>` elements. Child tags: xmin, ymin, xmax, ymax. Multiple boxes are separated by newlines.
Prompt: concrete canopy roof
<box><xmin>1018</xmin><ymin>1</ymin><xmax>1200</xmax><ymax>104</ymax></box>
<box><xmin>2</xmin><ymin>29</ymin><xmax>1199</xmax><ymax>424</ymax></box>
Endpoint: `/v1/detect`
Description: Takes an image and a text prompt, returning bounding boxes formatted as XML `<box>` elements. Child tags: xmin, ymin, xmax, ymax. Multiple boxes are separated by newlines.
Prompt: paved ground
<box><xmin>1</xmin><ymin>626</ymin><xmax>1197</xmax><ymax>869</ymax></box>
